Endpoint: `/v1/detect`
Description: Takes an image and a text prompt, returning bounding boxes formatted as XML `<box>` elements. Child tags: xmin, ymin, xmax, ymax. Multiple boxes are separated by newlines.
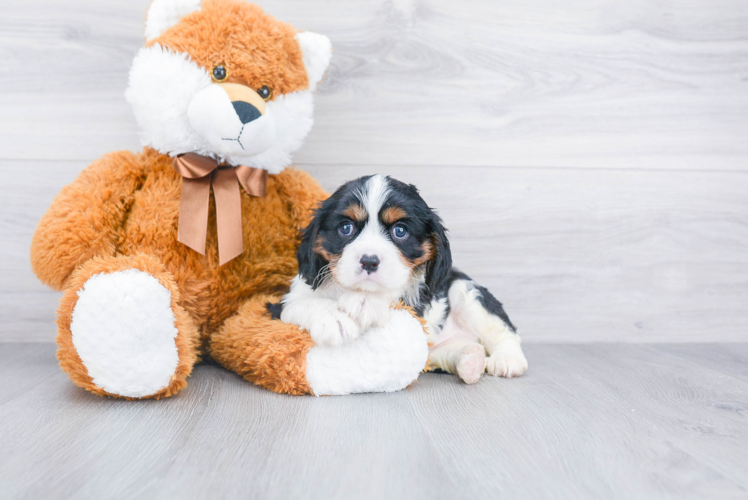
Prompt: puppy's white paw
<box><xmin>455</xmin><ymin>344</ymin><xmax>487</xmax><ymax>385</ymax></box>
<box><xmin>309</xmin><ymin>309</ymin><xmax>362</xmax><ymax>347</ymax></box>
<box><xmin>486</xmin><ymin>342</ymin><xmax>528</xmax><ymax>378</ymax></box>
<box><xmin>337</xmin><ymin>292</ymin><xmax>391</xmax><ymax>331</ymax></box>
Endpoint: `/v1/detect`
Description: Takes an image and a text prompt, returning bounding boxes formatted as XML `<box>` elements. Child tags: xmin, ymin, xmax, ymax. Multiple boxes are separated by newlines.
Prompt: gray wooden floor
<box><xmin>1</xmin><ymin>343</ymin><xmax>747</xmax><ymax>499</ymax></box>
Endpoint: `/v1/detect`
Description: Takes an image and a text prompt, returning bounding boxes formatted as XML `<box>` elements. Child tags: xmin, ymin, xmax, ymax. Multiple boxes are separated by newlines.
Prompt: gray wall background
<box><xmin>2</xmin><ymin>0</ymin><xmax>746</xmax><ymax>342</ymax></box>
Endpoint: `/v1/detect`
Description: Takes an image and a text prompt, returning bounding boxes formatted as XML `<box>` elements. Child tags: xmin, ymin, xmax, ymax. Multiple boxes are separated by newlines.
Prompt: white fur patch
<box><xmin>359</xmin><ymin>174</ymin><xmax>390</xmax><ymax>219</ymax></box>
<box><xmin>281</xmin><ymin>276</ymin><xmax>360</xmax><ymax>347</ymax></box>
<box><xmin>422</xmin><ymin>296</ymin><xmax>448</xmax><ymax>338</ymax></box>
<box><xmin>125</xmin><ymin>45</ymin><xmax>213</xmax><ymax>157</ymax></box>
<box><xmin>145</xmin><ymin>0</ymin><xmax>202</xmax><ymax>42</ymax></box>
<box><xmin>337</xmin><ymin>290</ymin><xmax>392</xmax><ymax>332</ymax></box>
<box><xmin>70</xmin><ymin>269</ymin><xmax>180</xmax><ymax>398</ymax></box>
<box><xmin>306</xmin><ymin>308</ymin><xmax>428</xmax><ymax>396</ymax></box>
<box><xmin>295</xmin><ymin>32</ymin><xmax>332</xmax><ymax>92</ymax></box>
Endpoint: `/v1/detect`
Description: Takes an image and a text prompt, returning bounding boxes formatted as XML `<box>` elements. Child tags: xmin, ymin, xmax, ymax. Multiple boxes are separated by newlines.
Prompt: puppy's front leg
<box><xmin>281</xmin><ymin>277</ymin><xmax>362</xmax><ymax>347</ymax></box>
<box><xmin>281</xmin><ymin>299</ymin><xmax>361</xmax><ymax>348</ymax></box>
<box><xmin>337</xmin><ymin>292</ymin><xmax>392</xmax><ymax>332</ymax></box>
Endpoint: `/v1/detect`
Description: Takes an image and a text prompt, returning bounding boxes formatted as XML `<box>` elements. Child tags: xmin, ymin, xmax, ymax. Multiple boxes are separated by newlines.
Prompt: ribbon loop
<box><xmin>172</xmin><ymin>153</ymin><xmax>267</xmax><ymax>265</ymax></box>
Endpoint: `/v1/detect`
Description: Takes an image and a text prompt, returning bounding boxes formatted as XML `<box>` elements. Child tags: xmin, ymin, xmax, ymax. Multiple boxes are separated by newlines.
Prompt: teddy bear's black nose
<box><xmin>232</xmin><ymin>101</ymin><xmax>262</xmax><ymax>124</ymax></box>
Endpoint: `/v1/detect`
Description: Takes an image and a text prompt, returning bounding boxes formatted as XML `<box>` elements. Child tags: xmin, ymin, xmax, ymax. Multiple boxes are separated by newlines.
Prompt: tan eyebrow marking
<box><xmin>411</xmin><ymin>240</ymin><xmax>434</xmax><ymax>267</ymax></box>
<box><xmin>342</xmin><ymin>204</ymin><xmax>367</xmax><ymax>222</ymax></box>
<box><xmin>381</xmin><ymin>206</ymin><xmax>408</xmax><ymax>225</ymax></box>
<box><xmin>313</xmin><ymin>236</ymin><xmax>338</xmax><ymax>261</ymax></box>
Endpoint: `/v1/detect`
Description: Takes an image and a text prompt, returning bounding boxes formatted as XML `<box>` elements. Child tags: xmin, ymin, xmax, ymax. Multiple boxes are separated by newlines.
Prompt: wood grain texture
<box><xmin>0</xmin><ymin>343</ymin><xmax>746</xmax><ymax>499</ymax></box>
<box><xmin>4</xmin><ymin>160</ymin><xmax>747</xmax><ymax>342</ymax></box>
<box><xmin>1</xmin><ymin>0</ymin><xmax>747</xmax><ymax>169</ymax></box>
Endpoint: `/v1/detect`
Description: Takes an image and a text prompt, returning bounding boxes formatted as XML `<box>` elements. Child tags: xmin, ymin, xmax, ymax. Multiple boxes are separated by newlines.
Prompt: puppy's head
<box><xmin>297</xmin><ymin>175</ymin><xmax>452</xmax><ymax>296</ymax></box>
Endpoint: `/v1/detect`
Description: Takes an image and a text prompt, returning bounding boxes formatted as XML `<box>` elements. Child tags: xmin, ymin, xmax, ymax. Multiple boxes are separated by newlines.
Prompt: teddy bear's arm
<box><xmin>30</xmin><ymin>150</ymin><xmax>147</xmax><ymax>291</ymax></box>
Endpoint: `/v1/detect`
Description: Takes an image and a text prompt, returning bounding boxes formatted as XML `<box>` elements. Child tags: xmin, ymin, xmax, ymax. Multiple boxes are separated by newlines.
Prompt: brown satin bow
<box><xmin>172</xmin><ymin>153</ymin><xmax>267</xmax><ymax>265</ymax></box>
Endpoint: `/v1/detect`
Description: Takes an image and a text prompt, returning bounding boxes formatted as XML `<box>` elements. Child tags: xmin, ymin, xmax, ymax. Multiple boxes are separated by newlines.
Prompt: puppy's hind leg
<box><xmin>448</xmin><ymin>279</ymin><xmax>528</xmax><ymax>378</ymax></box>
<box><xmin>428</xmin><ymin>342</ymin><xmax>486</xmax><ymax>385</ymax></box>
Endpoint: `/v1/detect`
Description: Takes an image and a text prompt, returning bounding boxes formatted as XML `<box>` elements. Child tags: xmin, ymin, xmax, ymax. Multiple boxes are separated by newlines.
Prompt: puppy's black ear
<box><xmin>425</xmin><ymin>215</ymin><xmax>452</xmax><ymax>294</ymax></box>
<box><xmin>296</xmin><ymin>206</ymin><xmax>328</xmax><ymax>289</ymax></box>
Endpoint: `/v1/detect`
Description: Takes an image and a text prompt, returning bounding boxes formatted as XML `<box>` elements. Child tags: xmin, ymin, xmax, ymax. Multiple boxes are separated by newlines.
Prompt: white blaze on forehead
<box><xmin>357</xmin><ymin>174</ymin><xmax>391</xmax><ymax>231</ymax></box>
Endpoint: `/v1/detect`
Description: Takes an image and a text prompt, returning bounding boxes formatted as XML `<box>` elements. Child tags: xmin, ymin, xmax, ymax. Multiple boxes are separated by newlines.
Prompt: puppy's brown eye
<box><xmin>258</xmin><ymin>85</ymin><xmax>272</xmax><ymax>100</ymax></box>
<box><xmin>212</xmin><ymin>65</ymin><xmax>228</xmax><ymax>81</ymax></box>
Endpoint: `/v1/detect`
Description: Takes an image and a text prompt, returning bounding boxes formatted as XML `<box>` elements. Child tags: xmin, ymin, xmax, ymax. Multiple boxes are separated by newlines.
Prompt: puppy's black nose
<box><xmin>232</xmin><ymin>101</ymin><xmax>262</xmax><ymax>124</ymax></box>
<box><xmin>360</xmin><ymin>255</ymin><xmax>380</xmax><ymax>274</ymax></box>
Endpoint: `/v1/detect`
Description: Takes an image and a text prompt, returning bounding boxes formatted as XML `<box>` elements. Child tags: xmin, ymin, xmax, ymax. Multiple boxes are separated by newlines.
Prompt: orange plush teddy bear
<box><xmin>30</xmin><ymin>0</ymin><xmax>428</xmax><ymax>399</ymax></box>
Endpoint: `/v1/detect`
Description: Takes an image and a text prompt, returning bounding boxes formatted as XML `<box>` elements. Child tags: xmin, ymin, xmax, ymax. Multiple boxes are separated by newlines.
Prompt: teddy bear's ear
<box><xmin>295</xmin><ymin>32</ymin><xmax>332</xmax><ymax>92</ymax></box>
<box><xmin>144</xmin><ymin>0</ymin><xmax>202</xmax><ymax>42</ymax></box>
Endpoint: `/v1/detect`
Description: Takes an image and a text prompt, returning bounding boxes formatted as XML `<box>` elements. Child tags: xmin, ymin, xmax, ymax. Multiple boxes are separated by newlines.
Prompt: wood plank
<box><xmin>1</xmin><ymin>0</ymin><xmax>747</xmax><ymax>169</ymax></box>
<box><xmin>1</xmin><ymin>343</ymin><xmax>747</xmax><ymax>499</ymax></box>
<box><xmin>4</xmin><ymin>160</ymin><xmax>747</xmax><ymax>342</ymax></box>
<box><xmin>0</xmin><ymin>343</ymin><xmax>60</xmax><ymax>406</ymax></box>
<box><xmin>649</xmin><ymin>343</ymin><xmax>748</xmax><ymax>380</ymax></box>
<box><xmin>151</xmin><ymin>371</ymin><xmax>460</xmax><ymax>499</ymax></box>
<box><xmin>407</xmin><ymin>343</ymin><xmax>748</xmax><ymax>498</ymax></box>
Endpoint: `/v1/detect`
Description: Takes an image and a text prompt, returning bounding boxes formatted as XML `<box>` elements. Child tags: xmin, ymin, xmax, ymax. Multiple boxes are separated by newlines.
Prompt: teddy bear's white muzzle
<box><xmin>187</xmin><ymin>84</ymin><xmax>276</xmax><ymax>158</ymax></box>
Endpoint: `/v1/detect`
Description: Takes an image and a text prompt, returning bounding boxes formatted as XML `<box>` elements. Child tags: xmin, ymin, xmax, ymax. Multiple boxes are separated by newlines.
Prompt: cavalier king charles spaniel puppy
<box><xmin>274</xmin><ymin>174</ymin><xmax>528</xmax><ymax>383</ymax></box>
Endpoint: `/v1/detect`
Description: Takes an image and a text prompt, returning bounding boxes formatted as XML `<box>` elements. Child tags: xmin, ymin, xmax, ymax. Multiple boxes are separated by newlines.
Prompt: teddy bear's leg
<box><xmin>210</xmin><ymin>297</ymin><xmax>429</xmax><ymax>396</ymax></box>
<box><xmin>210</xmin><ymin>294</ymin><xmax>315</xmax><ymax>395</ymax></box>
<box><xmin>56</xmin><ymin>254</ymin><xmax>200</xmax><ymax>399</ymax></box>
<box><xmin>303</xmin><ymin>306</ymin><xmax>429</xmax><ymax>396</ymax></box>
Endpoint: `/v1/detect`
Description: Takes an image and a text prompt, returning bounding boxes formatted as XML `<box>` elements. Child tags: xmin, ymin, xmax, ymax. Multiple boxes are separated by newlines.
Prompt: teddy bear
<box><xmin>30</xmin><ymin>0</ymin><xmax>428</xmax><ymax>399</ymax></box>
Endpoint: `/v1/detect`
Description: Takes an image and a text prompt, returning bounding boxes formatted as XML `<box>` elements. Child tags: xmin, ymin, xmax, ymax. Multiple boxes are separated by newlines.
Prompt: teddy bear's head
<box><xmin>125</xmin><ymin>0</ymin><xmax>332</xmax><ymax>173</ymax></box>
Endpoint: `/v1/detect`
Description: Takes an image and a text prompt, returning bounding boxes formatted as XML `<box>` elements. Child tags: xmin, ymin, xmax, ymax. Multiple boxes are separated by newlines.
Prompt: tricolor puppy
<box><xmin>276</xmin><ymin>175</ymin><xmax>528</xmax><ymax>383</ymax></box>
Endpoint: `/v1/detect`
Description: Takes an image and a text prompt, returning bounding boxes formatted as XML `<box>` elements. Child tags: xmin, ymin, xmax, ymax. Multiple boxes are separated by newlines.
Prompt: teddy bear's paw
<box><xmin>305</xmin><ymin>308</ymin><xmax>429</xmax><ymax>396</ymax></box>
<box><xmin>70</xmin><ymin>269</ymin><xmax>180</xmax><ymax>398</ymax></box>
<box><xmin>486</xmin><ymin>341</ymin><xmax>528</xmax><ymax>379</ymax></box>
<box><xmin>308</xmin><ymin>307</ymin><xmax>361</xmax><ymax>347</ymax></box>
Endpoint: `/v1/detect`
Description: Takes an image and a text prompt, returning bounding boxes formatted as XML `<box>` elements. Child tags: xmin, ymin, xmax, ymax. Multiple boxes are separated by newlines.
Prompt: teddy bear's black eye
<box><xmin>212</xmin><ymin>65</ymin><xmax>227</xmax><ymax>82</ymax></box>
<box><xmin>258</xmin><ymin>85</ymin><xmax>272</xmax><ymax>100</ymax></box>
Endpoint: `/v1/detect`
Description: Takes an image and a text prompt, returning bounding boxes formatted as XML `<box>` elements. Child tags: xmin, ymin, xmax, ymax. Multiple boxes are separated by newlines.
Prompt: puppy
<box><xmin>274</xmin><ymin>175</ymin><xmax>528</xmax><ymax>383</ymax></box>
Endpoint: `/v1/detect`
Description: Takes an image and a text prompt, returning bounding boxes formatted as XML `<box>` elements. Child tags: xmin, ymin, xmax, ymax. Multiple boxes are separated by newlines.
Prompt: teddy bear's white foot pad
<box><xmin>71</xmin><ymin>269</ymin><xmax>180</xmax><ymax>398</ymax></box>
<box><xmin>305</xmin><ymin>309</ymin><xmax>429</xmax><ymax>396</ymax></box>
